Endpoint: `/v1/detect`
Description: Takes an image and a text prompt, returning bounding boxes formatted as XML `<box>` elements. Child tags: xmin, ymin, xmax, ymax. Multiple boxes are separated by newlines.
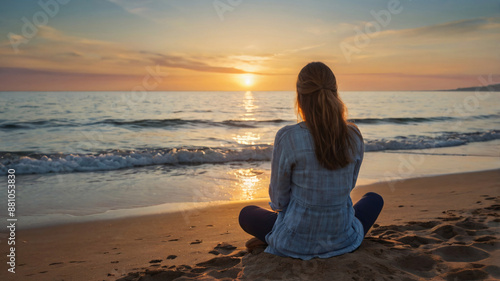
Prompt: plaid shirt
<box><xmin>265</xmin><ymin>122</ymin><xmax>364</xmax><ymax>260</ymax></box>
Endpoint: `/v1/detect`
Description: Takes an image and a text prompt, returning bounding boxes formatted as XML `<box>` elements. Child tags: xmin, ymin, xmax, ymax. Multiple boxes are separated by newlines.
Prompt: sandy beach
<box><xmin>1</xmin><ymin>169</ymin><xmax>499</xmax><ymax>281</ymax></box>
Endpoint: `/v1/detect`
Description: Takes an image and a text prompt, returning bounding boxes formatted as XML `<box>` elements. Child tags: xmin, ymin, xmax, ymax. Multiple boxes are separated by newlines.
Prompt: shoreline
<box><xmin>7</xmin><ymin>141</ymin><xmax>500</xmax><ymax>230</ymax></box>
<box><xmin>1</xmin><ymin>169</ymin><xmax>499</xmax><ymax>280</ymax></box>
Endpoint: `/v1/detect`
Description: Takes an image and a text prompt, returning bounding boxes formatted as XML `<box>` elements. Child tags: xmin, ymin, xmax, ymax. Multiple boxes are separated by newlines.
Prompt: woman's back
<box><xmin>287</xmin><ymin>123</ymin><xmax>363</xmax><ymax>207</ymax></box>
<box><xmin>265</xmin><ymin>122</ymin><xmax>365</xmax><ymax>259</ymax></box>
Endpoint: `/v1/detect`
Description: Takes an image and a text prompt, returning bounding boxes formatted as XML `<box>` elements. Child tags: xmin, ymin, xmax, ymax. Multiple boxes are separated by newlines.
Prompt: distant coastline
<box><xmin>442</xmin><ymin>83</ymin><xmax>500</xmax><ymax>92</ymax></box>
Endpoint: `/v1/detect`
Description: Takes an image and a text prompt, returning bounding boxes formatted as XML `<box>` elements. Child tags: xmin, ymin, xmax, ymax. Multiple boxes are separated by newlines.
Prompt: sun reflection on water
<box><xmin>233</xmin><ymin>132</ymin><xmax>261</xmax><ymax>145</ymax></box>
<box><xmin>242</xmin><ymin>91</ymin><xmax>257</xmax><ymax>121</ymax></box>
<box><xmin>229</xmin><ymin>168</ymin><xmax>268</xmax><ymax>200</ymax></box>
<box><xmin>233</xmin><ymin>91</ymin><xmax>262</xmax><ymax>145</ymax></box>
<box><xmin>227</xmin><ymin>92</ymin><xmax>270</xmax><ymax>200</ymax></box>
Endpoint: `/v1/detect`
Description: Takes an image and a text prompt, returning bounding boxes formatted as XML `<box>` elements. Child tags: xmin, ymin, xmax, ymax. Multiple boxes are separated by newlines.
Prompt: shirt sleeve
<box><xmin>351</xmin><ymin>126</ymin><xmax>364</xmax><ymax>190</ymax></box>
<box><xmin>268</xmin><ymin>128</ymin><xmax>293</xmax><ymax>212</ymax></box>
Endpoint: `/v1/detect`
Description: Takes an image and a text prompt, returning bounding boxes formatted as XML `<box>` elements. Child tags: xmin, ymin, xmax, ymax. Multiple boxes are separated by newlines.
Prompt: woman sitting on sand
<box><xmin>239</xmin><ymin>62</ymin><xmax>384</xmax><ymax>259</ymax></box>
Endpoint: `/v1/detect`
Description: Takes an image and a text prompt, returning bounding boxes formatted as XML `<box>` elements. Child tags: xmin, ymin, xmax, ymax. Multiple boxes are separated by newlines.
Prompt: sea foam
<box><xmin>1</xmin><ymin>130</ymin><xmax>498</xmax><ymax>175</ymax></box>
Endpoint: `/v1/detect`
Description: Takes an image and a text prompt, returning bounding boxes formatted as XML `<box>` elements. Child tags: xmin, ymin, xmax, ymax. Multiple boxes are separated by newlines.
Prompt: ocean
<box><xmin>1</xmin><ymin>91</ymin><xmax>499</xmax><ymax>228</ymax></box>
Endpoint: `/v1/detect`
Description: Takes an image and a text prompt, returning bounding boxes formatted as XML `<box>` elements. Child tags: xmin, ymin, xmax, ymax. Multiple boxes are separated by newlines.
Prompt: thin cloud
<box><xmin>143</xmin><ymin>51</ymin><xmax>256</xmax><ymax>74</ymax></box>
<box><xmin>342</xmin><ymin>17</ymin><xmax>500</xmax><ymax>42</ymax></box>
<box><xmin>277</xmin><ymin>43</ymin><xmax>326</xmax><ymax>56</ymax></box>
<box><xmin>340</xmin><ymin>72</ymin><xmax>487</xmax><ymax>81</ymax></box>
<box><xmin>0</xmin><ymin>26</ymin><xmax>271</xmax><ymax>77</ymax></box>
<box><xmin>395</xmin><ymin>17</ymin><xmax>500</xmax><ymax>37</ymax></box>
<box><xmin>337</xmin><ymin>16</ymin><xmax>500</xmax><ymax>71</ymax></box>
<box><xmin>0</xmin><ymin>67</ymin><xmax>139</xmax><ymax>78</ymax></box>
<box><xmin>107</xmin><ymin>0</ymin><xmax>183</xmax><ymax>23</ymax></box>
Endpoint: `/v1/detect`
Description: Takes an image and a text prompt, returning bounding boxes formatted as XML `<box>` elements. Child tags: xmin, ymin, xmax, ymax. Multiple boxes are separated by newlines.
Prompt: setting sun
<box><xmin>242</xmin><ymin>74</ymin><xmax>254</xmax><ymax>87</ymax></box>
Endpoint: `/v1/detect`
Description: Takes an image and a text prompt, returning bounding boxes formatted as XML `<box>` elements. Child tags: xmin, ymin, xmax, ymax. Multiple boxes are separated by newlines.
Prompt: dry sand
<box><xmin>1</xmin><ymin>169</ymin><xmax>499</xmax><ymax>281</ymax></box>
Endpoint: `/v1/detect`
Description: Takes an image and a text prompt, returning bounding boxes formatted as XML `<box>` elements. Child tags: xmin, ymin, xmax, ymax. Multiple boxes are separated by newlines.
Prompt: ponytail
<box><xmin>296</xmin><ymin>62</ymin><xmax>358</xmax><ymax>170</ymax></box>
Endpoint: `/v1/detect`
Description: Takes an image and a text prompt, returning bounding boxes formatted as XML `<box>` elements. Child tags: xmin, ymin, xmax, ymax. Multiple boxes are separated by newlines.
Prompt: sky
<box><xmin>0</xmin><ymin>0</ymin><xmax>499</xmax><ymax>91</ymax></box>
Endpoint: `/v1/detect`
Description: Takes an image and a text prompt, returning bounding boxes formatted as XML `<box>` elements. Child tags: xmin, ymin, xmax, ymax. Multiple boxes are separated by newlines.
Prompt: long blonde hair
<box><xmin>296</xmin><ymin>62</ymin><xmax>359</xmax><ymax>170</ymax></box>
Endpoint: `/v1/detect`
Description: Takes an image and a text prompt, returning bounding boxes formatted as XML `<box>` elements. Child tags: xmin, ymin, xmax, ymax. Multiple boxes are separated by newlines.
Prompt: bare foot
<box><xmin>245</xmin><ymin>238</ymin><xmax>268</xmax><ymax>254</ymax></box>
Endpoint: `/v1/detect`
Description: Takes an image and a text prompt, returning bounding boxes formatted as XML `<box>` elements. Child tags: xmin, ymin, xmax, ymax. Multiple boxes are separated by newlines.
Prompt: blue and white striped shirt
<box><xmin>265</xmin><ymin>122</ymin><xmax>364</xmax><ymax>260</ymax></box>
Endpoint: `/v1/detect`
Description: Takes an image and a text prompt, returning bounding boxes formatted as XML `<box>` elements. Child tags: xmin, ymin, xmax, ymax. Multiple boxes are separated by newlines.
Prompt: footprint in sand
<box><xmin>395</xmin><ymin>253</ymin><xmax>436</xmax><ymax>273</ymax></box>
<box><xmin>485</xmin><ymin>265</ymin><xmax>500</xmax><ymax>279</ymax></box>
<box><xmin>432</xmin><ymin>245</ymin><xmax>490</xmax><ymax>262</ymax></box>
<box><xmin>443</xmin><ymin>269</ymin><xmax>488</xmax><ymax>281</ymax></box>
<box><xmin>485</xmin><ymin>204</ymin><xmax>500</xmax><ymax>211</ymax></box>
<box><xmin>365</xmin><ymin>237</ymin><xmax>396</xmax><ymax>246</ymax></box>
<box><xmin>396</xmin><ymin>235</ymin><xmax>442</xmax><ymax>248</ymax></box>
<box><xmin>212</xmin><ymin>242</ymin><xmax>237</xmax><ymax>255</ymax></box>
<box><xmin>438</xmin><ymin>216</ymin><xmax>463</xmax><ymax>222</ymax></box>
<box><xmin>195</xmin><ymin>256</ymin><xmax>241</xmax><ymax>269</ymax></box>
<box><xmin>456</xmin><ymin>217</ymin><xmax>488</xmax><ymax>230</ymax></box>
<box><xmin>129</xmin><ymin>270</ymin><xmax>184</xmax><ymax>280</ymax></box>
<box><xmin>177</xmin><ymin>264</ymin><xmax>192</xmax><ymax>270</ymax></box>
<box><xmin>372</xmin><ymin>229</ymin><xmax>400</xmax><ymax>239</ymax></box>
<box><xmin>432</xmin><ymin>224</ymin><xmax>458</xmax><ymax>239</ymax></box>
<box><xmin>206</xmin><ymin>267</ymin><xmax>241</xmax><ymax>279</ymax></box>
<box><xmin>474</xmin><ymin>235</ymin><xmax>496</xmax><ymax>242</ymax></box>
<box><xmin>190</xmin><ymin>267</ymin><xmax>206</xmax><ymax>274</ymax></box>
<box><xmin>406</xmin><ymin>221</ymin><xmax>440</xmax><ymax>230</ymax></box>
<box><xmin>472</xmin><ymin>240</ymin><xmax>498</xmax><ymax>252</ymax></box>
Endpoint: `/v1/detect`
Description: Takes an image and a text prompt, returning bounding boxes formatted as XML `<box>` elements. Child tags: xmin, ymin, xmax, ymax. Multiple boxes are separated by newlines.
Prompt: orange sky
<box><xmin>1</xmin><ymin>1</ymin><xmax>499</xmax><ymax>91</ymax></box>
